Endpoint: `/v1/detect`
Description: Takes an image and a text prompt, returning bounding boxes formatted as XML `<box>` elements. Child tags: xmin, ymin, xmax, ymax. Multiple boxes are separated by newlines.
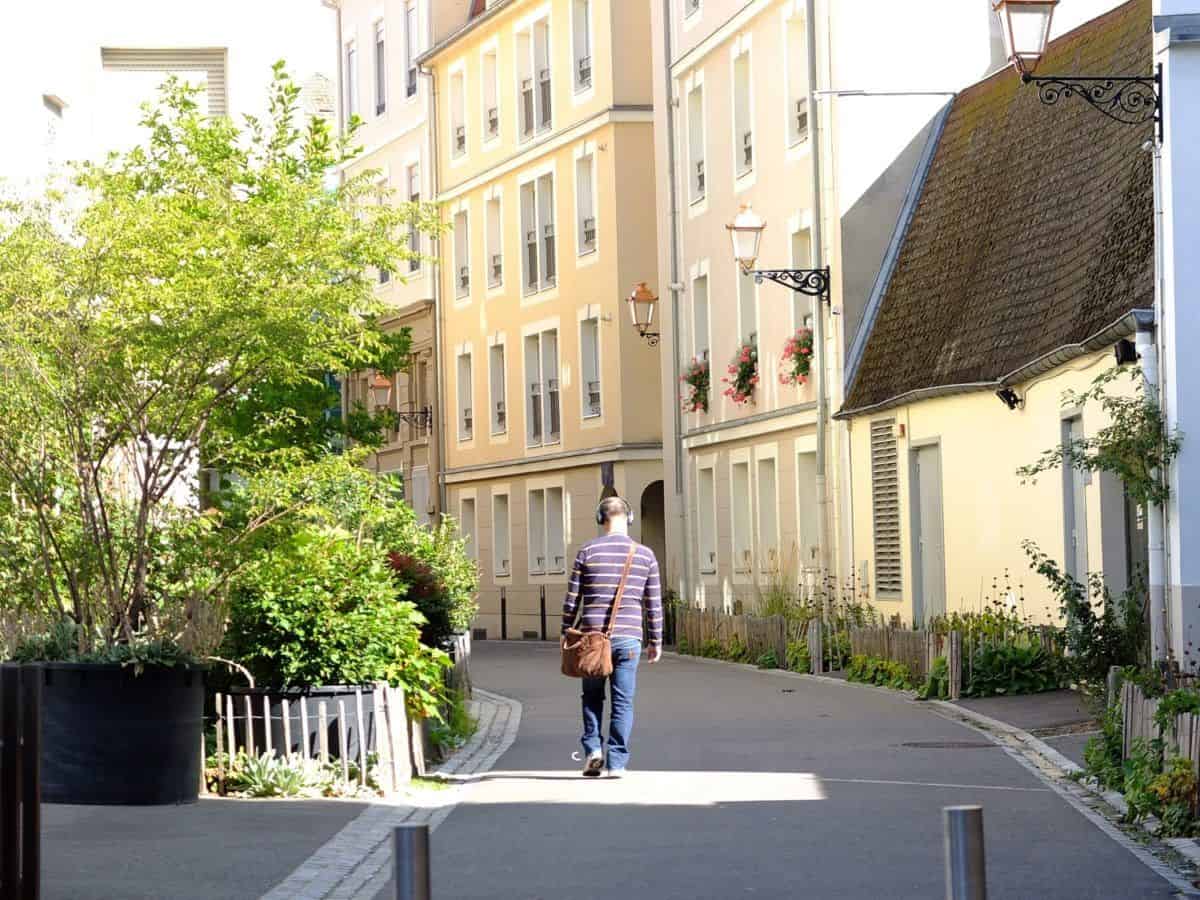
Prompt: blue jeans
<box><xmin>581</xmin><ymin>637</ymin><xmax>641</xmax><ymax>771</ymax></box>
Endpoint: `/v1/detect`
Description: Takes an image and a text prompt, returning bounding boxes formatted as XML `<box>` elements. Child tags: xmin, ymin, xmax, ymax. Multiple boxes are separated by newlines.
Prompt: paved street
<box><xmin>377</xmin><ymin>642</ymin><xmax>1174</xmax><ymax>899</ymax></box>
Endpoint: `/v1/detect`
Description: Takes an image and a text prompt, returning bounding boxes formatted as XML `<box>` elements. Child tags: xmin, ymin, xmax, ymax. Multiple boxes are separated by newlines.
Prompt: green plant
<box><xmin>1151</xmin><ymin>756</ymin><xmax>1198</xmax><ymax>836</ymax></box>
<box><xmin>964</xmin><ymin>642</ymin><xmax>1064</xmax><ymax>698</ymax></box>
<box><xmin>1154</xmin><ymin>688</ymin><xmax>1200</xmax><ymax>736</ymax></box>
<box><xmin>680</xmin><ymin>357</ymin><xmax>711</xmax><ymax>414</ymax></box>
<box><xmin>846</xmin><ymin>654</ymin><xmax>916</xmax><ymax>690</ymax></box>
<box><xmin>428</xmin><ymin>688</ymin><xmax>477</xmax><ymax>762</ymax></box>
<box><xmin>917</xmin><ymin>656</ymin><xmax>951</xmax><ymax>701</ymax></box>
<box><xmin>0</xmin><ymin>68</ymin><xmax>439</xmax><ymax>660</ymax></box>
<box><xmin>1017</xmin><ymin>365</ymin><xmax>1181</xmax><ymax>508</ymax></box>
<box><xmin>756</xmin><ymin>649</ymin><xmax>779</xmax><ymax>669</ymax></box>
<box><xmin>677</xmin><ymin>636</ymin><xmax>691</xmax><ymax>655</ymax></box>
<box><xmin>723</xmin><ymin>636</ymin><xmax>750</xmax><ymax>663</ymax></box>
<box><xmin>1023</xmin><ymin>542</ymin><xmax>1147</xmax><ymax>692</ymax></box>
<box><xmin>1122</xmin><ymin>737</ymin><xmax>1165</xmax><ymax>824</ymax></box>
<box><xmin>698</xmin><ymin>638</ymin><xmax>723</xmax><ymax>659</ymax></box>
<box><xmin>786</xmin><ymin>640</ymin><xmax>811</xmax><ymax>673</ymax></box>
<box><xmin>721</xmin><ymin>340</ymin><xmax>758</xmax><ymax>406</ymax></box>
<box><xmin>1083</xmin><ymin>703</ymin><xmax>1125</xmax><ymax>791</ymax></box>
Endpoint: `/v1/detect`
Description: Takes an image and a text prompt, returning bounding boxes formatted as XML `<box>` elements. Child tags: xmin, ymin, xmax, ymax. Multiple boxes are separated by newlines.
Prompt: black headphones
<box><xmin>596</xmin><ymin>497</ymin><xmax>634</xmax><ymax>527</ymax></box>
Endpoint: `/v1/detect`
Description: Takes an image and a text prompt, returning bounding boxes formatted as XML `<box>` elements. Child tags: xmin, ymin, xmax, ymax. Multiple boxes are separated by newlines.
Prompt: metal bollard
<box><xmin>539</xmin><ymin>587</ymin><xmax>547</xmax><ymax>641</ymax></box>
<box><xmin>500</xmin><ymin>588</ymin><xmax>508</xmax><ymax>641</ymax></box>
<box><xmin>943</xmin><ymin>805</ymin><xmax>986</xmax><ymax>900</ymax></box>
<box><xmin>393</xmin><ymin>824</ymin><xmax>431</xmax><ymax>900</ymax></box>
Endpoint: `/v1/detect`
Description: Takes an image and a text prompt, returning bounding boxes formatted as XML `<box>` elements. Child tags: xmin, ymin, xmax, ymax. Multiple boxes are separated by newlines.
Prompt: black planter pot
<box><xmin>223</xmin><ymin>685</ymin><xmax>378</xmax><ymax>761</ymax></box>
<box><xmin>40</xmin><ymin>663</ymin><xmax>205</xmax><ymax>806</ymax></box>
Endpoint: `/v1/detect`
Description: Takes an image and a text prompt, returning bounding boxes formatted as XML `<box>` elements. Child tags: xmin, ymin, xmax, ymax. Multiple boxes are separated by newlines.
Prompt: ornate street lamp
<box><xmin>368</xmin><ymin>372</ymin><xmax>393</xmax><ymax>409</ymax></box>
<box><xmin>725</xmin><ymin>204</ymin><xmax>830</xmax><ymax>301</ymax></box>
<box><xmin>627</xmin><ymin>281</ymin><xmax>660</xmax><ymax>346</ymax></box>
<box><xmin>993</xmin><ymin>0</ymin><xmax>1162</xmax><ymax>140</ymax></box>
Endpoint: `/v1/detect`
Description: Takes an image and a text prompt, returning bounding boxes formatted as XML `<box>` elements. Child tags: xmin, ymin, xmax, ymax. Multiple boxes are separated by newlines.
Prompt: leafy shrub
<box><xmin>207</xmin><ymin>750</ymin><xmax>382</xmax><ymax>799</ymax></box>
<box><xmin>846</xmin><ymin>654</ymin><xmax>916</xmax><ymax>690</ymax></box>
<box><xmin>756</xmin><ymin>650</ymin><xmax>779</xmax><ymax>669</ymax></box>
<box><xmin>1023</xmin><ymin>541</ymin><xmax>1146</xmax><ymax>692</ymax></box>
<box><xmin>1150</xmin><ymin>756</ymin><xmax>1198</xmax><ymax>836</ymax></box>
<box><xmin>964</xmin><ymin>642</ymin><xmax>1064</xmax><ymax>698</ymax></box>
<box><xmin>786</xmin><ymin>640</ymin><xmax>811</xmax><ymax>674</ymax></box>
<box><xmin>1122</xmin><ymin>738</ymin><xmax>1164</xmax><ymax>823</ymax></box>
<box><xmin>428</xmin><ymin>687</ymin><xmax>477</xmax><ymax>762</ymax></box>
<box><xmin>1083</xmin><ymin>703</ymin><xmax>1125</xmax><ymax>791</ymax></box>
<box><xmin>223</xmin><ymin>527</ymin><xmax>449</xmax><ymax>717</ymax></box>
<box><xmin>1153</xmin><ymin>688</ymin><xmax>1200</xmax><ymax>736</ymax></box>
<box><xmin>917</xmin><ymin>656</ymin><xmax>951</xmax><ymax>701</ymax></box>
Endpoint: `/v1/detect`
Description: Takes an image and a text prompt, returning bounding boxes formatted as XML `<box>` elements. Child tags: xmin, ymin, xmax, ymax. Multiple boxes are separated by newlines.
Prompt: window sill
<box><xmin>577</xmin><ymin>247</ymin><xmax>597</xmax><ymax>259</ymax></box>
<box><xmin>581</xmin><ymin>412</ymin><xmax>601</xmax><ymax>421</ymax></box>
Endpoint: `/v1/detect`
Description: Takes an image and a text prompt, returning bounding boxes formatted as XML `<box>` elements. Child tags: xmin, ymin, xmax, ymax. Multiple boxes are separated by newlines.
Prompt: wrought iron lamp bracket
<box><xmin>635</xmin><ymin>326</ymin><xmax>660</xmax><ymax>347</ymax></box>
<box><xmin>750</xmin><ymin>266</ymin><xmax>831</xmax><ymax>302</ymax></box>
<box><xmin>395</xmin><ymin>407</ymin><xmax>433</xmax><ymax>428</ymax></box>
<box><xmin>1023</xmin><ymin>63</ymin><xmax>1163</xmax><ymax>143</ymax></box>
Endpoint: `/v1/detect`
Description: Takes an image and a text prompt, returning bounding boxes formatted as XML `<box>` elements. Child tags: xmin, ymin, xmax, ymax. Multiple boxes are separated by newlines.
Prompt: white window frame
<box><xmin>480</xmin><ymin>40</ymin><xmax>501</xmax><ymax>144</ymax></box>
<box><xmin>571</xmin><ymin>0</ymin><xmax>594</xmax><ymax>99</ymax></box>
<box><xmin>730</xmin><ymin>452</ymin><xmax>754</xmax><ymax>576</ymax></box>
<box><xmin>697</xmin><ymin>459</ymin><xmax>718</xmax><ymax>575</ymax></box>
<box><xmin>404</xmin><ymin>1</ymin><xmax>419</xmax><ymax>100</ymax></box>
<box><xmin>488</xmin><ymin>335</ymin><xmax>507</xmax><ymax>436</ymax></box>
<box><xmin>684</xmin><ymin>71</ymin><xmax>706</xmax><ymax>212</ymax></box>
<box><xmin>406</xmin><ymin>161</ymin><xmax>421</xmax><ymax>273</ymax></box>
<box><xmin>373</xmin><ymin>19</ymin><xmax>387</xmax><ymax>117</ymax></box>
<box><xmin>755</xmin><ymin>447</ymin><xmax>780</xmax><ymax>573</ymax></box>
<box><xmin>452</xmin><ymin>203</ymin><xmax>470</xmax><ymax>301</ymax></box>
<box><xmin>579</xmin><ymin>305</ymin><xmax>602</xmax><ymax>419</ymax></box>
<box><xmin>449</xmin><ymin>60</ymin><xmax>467</xmax><ymax>161</ymax></box>
<box><xmin>523</xmin><ymin>321</ymin><xmax>561</xmax><ymax>448</ymax></box>
<box><xmin>344</xmin><ymin>39</ymin><xmax>359</xmax><ymax>119</ymax></box>
<box><xmin>573</xmin><ymin>142</ymin><xmax>597</xmax><ymax>258</ymax></box>
<box><xmin>730</xmin><ymin>34</ymin><xmax>755</xmax><ymax>190</ymax></box>
<box><xmin>689</xmin><ymin>260</ymin><xmax>710</xmax><ymax>362</ymax></box>
<box><xmin>459</xmin><ymin>494</ymin><xmax>478</xmax><ymax>561</ymax></box>
<box><xmin>514</xmin><ymin>10</ymin><xmax>552</xmax><ymax>142</ymax></box>
<box><xmin>486</xmin><ymin>185</ymin><xmax>504</xmax><ymax>290</ymax></box>
<box><xmin>782</xmin><ymin>3</ymin><xmax>810</xmax><ymax>150</ymax></box>
<box><xmin>456</xmin><ymin>346</ymin><xmax>474</xmax><ymax>443</ymax></box>
<box><xmin>492</xmin><ymin>491</ymin><xmax>512</xmax><ymax>578</ymax></box>
<box><xmin>518</xmin><ymin>164</ymin><xmax>557</xmax><ymax>298</ymax></box>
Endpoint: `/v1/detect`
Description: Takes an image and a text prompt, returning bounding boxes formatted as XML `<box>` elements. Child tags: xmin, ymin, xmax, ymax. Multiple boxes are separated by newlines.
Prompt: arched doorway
<box><xmin>639</xmin><ymin>480</ymin><xmax>666</xmax><ymax>576</ymax></box>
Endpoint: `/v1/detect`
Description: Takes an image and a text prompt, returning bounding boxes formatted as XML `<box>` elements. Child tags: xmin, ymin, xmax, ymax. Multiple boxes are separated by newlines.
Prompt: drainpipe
<box><xmin>1147</xmin><ymin>135</ymin><xmax>1167</xmax><ymax>664</ymax></box>
<box><xmin>660</xmin><ymin>0</ymin><xmax>693</xmax><ymax>606</ymax></box>
<box><xmin>420</xmin><ymin>61</ymin><xmax>448</xmax><ymax>522</ymax></box>
<box><xmin>805</xmin><ymin>0</ymin><xmax>830</xmax><ymax>578</ymax></box>
<box><xmin>323</xmin><ymin>0</ymin><xmax>351</xmax><ymax>445</ymax></box>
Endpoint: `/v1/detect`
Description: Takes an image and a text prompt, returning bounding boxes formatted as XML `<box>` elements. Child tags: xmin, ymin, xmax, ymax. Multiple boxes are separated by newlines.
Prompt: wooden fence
<box><xmin>209</xmin><ymin>682</ymin><xmax>423</xmax><ymax>796</ymax></box>
<box><xmin>677</xmin><ymin>608</ymin><xmax>792</xmax><ymax>666</ymax></box>
<box><xmin>1120</xmin><ymin>680</ymin><xmax>1200</xmax><ymax>767</ymax></box>
<box><xmin>849</xmin><ymin>627</ymin><xmax>948</xmax><ymax>684</ymax></box>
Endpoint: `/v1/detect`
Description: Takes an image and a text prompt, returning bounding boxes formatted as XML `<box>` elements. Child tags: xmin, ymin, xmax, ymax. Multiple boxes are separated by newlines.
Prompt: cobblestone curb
<box><xmin>259</xmin><ymin>688</ymin><xmax>522</xmax><ymax>900</ymax></box>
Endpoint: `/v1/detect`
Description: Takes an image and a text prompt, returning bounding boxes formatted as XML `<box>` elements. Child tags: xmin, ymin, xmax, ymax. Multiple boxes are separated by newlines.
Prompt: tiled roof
<box><xmin>842</xmin><ymin>0</ymin><xmax>1154</xmax><ymax>415</ymax></box>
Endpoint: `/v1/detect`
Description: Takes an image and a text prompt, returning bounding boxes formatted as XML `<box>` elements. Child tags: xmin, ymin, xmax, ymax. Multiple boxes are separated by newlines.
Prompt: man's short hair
<box><xmin>598</xmin><ymin>496</ymin><xmax>631</xmax><ymax>523</ymax></box>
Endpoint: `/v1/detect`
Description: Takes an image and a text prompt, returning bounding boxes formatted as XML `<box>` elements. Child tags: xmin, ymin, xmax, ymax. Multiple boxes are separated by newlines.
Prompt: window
<box><xmin>517</xmin><ymin>18</ymin><xmax>552</xmax><ymax>139</ymax></box>
<box><xmin>520</xmin><ymin>174</ymin><xmax>556</xmax><ymax>293</ymax></box>
<box><xmin>344</xmin><ymin>41</ymin><xmax>358</xmax><ymax>119</ymax></box>
<box><xmin>790</xmin><ymin>227</ymin><xmax>812</xmax><ymax>329</ymax></box>
<box><xmin>738</xmin><ymin>269</ymin><xmax>757</xmax><ymax>344</ymax></box>
<box><xmin>757</xmin><ymin>456</ymin><xmax>778</xmax><ymax>571</ymax></box>
<box><xmin>733</xmin><ymin>48</ymin><xmax>752</xmax><ymax>176</ymax></box>
<box><xmin>687</xmin><ymin>83</ymin><xmax>705</xmax><ymax>202</ymax></box>
<box><xmin>373</xmin><ymin>20</ymin><xmax>386</xmax><ymax>115</ymax></box>
<box><xmin>487</xmin><ymin>196</ymin><xmax>503</xmax><ymax>286</ymax></box>
<box><xmin>525</xmin><ymin>329</ymin><xmax>560</xmax><ymax>446</ymax></box>
<box><xmin>489</xmin><ymin>343</ymin><xmax>507</xmax><ymax>434</ymax></box>
<box><xmin>731</xmin><ymin>461</ymin><xmax>753</xmax><ymax>573</ymax></box>
<box><xmin>453</xmin><ymin>209</ymin><xmax>470</xmax><ymax>299</ymax></box>
<box><xmin>870</xmin><ymin>418</ymin><xmax>901</xmax><ymax>595</ymax></box>
<box><xmin>457</xmin><ymin>352</ymin><xmax>473</xmax><ymax>441</ymax></box>
<box><xmin>692</xmin><ymin>274</ymin><xmax>709</xmax><ymax>360</ymax></box>
<box><xmin>796</xmin><ymin>451</ymin><xmax>819</xmax><ymax>566</ymax></box>
<box><xmin>529</xmin><ymin>487</ymin><xmax>566</xmax><ymax>575</ymax></box>
<box><xmin>684</xmin><ymin>0</ymin><xmax>701</xmax><ymax>17</ymax></box>
<box><xmin>376</xmin><ymin>180</ymin><xmax>390</xmax><ymax>283</ymax></box>
<box><xmin>786</xmin><ymin>12</ymin><xmax>808</xmax><ymax>146</ymax></box>
<box><xmin>407</xmin><ymin>164</ymin><xmax>420</xmax><ymax>272</ymax></box>
<box><xmin>414</xmin><ymin>358</ymin><xmax>429</xmax><ymax>439</ymax></box>
<box><xmin>575</xmin><ymin>153</ymin><xmax>596</xmax><ymax>255</ymax></box>
<box><xmin>450</xmin><ymin>70</ymin><xmax>466</xmax><ymax>158</ymax></box>
<box><xmin>492</xmin><ymin>493</ymin><xmax>511</xmax><ymax>576</ymax></box>
<box><xmin>698</xmin><ymin>466</ymin><xmax>717</xmax><ymax>573</ymax></box>
<box><xmin>573</xmin><ymin>0</ymin><xmax>592</xmax><ymax>91</ymax></box>
<box><xmin>483</xmin><ymin>49</ymin><xmax>499</xmax><ymax>139</ymax></box>
<box><xmin>460</xmin><ymin>498</ymin><xmax>477</xmax><ymax>561</ymax></box>
<box><xmin>580</xmin><ymin>316</ymin><xmax>601</xmax><ymax>418</ymax></box>
<box><xmin>405</xmin><ymin>1</ymin><xmax>419</xmax><ymax>98</ymax></box>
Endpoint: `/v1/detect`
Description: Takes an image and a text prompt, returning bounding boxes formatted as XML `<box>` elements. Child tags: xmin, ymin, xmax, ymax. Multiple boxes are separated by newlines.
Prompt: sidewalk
<box><xmin>951</xmin><ymin>689</ymin><xmax>1098</xmax><ymax>768</ymax></box>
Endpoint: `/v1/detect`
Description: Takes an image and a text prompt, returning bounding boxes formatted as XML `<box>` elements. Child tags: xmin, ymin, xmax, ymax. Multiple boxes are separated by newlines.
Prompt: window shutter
<box><xmin>870</xmin><ymin>418</ymin><xmax>901</xmax><ymax>595</ymax></box>
<box><xmin>101</xmin><ymin>48</ymin><xmax>228</xmax><ymax>116</ymax></box>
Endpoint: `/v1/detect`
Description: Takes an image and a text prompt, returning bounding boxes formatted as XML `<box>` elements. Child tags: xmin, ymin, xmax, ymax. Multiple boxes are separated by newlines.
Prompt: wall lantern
<box><xmin>992</xmin><ymin>0</ymin><xmax>1058</xmax><ymax>78</ymax></box>
<box><xmin>725</xmin><ymin>204</ymin><xmax>767</xmax><ymax>273</ymax></box>
<box><xmin>627</xmin><ymin>281</ymin><xmax>660</xmax><ymax>346</ymax></box>
<box><xmin>369</xmin><ymin>372</ymin><xmax>393</xmax><ymax>409</ymax></box>
<box><xmin>996</xmin><ymin>387</ymin><xmax>1023</xmax><ymax>411</ymax></box>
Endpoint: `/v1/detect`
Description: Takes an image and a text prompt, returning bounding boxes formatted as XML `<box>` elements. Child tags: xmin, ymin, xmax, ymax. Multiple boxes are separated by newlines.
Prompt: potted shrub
<box><xmin>680</xmin><ymin>357</ymin><xmax>711</xmax><ymax>414</ymax></box>
<box><xmin>722</xmin><ymin>340</ymin><xmax>759</xmax><ymax>406</ymax></box>
<box><xmin>0</xmin><ymin>71</ymin><xmax>432</xmax><ymax>804</ymax></box>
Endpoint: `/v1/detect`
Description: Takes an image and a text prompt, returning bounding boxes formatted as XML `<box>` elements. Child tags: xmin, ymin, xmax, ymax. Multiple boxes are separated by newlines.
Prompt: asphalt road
<box><xmin>379</xmin><ymin>641</ymin><xmax>1174</xmax><ymax>900</ymax></box>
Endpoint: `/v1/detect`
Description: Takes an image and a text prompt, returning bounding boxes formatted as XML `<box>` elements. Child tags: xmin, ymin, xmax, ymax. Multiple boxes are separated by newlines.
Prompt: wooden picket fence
<box><xmin>1121</xmin><ymin>680</ymin><xmax>1200</xmax><ymax>767</ymax></box>
<box><xmin>209</xmin><ymin>682</ymin><xmax>423</xmax><ymax>796</ymax></box>
<box><xmin>849</xmin><ymin>627</ymin><xmax>948</xmax><ymax>684</ymax></box>
<box><xmin>677</xmin><ymin>607</ymin><xmax>792</xmax><ymax>666</ymax></box>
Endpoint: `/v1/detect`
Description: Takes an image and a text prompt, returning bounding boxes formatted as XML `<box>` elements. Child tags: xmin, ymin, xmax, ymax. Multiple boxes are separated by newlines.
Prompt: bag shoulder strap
<box><xmin>604</xmin><ymin>544</ymin><xmax>638</xmax><ymax>638</ymax></box>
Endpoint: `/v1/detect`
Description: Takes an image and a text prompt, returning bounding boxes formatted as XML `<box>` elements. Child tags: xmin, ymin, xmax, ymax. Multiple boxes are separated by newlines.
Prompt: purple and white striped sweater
<box><xmin>561</xmin><ymin>533</ymin><xmax>663</xmax><ymax>647</ymax></box>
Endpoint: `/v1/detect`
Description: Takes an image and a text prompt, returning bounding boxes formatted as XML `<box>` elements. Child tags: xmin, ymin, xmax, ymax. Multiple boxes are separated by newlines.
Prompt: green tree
<box><xmin>0</xmin><ymin>65</ymin><xmax>441</xmax><ymax>654</ymax></box>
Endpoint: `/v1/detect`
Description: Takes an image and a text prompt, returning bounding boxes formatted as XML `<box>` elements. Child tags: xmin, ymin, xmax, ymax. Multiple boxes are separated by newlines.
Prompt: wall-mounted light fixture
<box><xmin>996</xmin><ymin>387</ymin><xmax>1023</xmax><ymax>410</ymax></box>
<box><xmin>1114</xmin><ymin>338</ymin><xmax>1138</xmax><ymax>366</ymax></box>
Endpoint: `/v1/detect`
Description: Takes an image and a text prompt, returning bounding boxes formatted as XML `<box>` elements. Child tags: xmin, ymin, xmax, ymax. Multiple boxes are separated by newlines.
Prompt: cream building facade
<box><xmin>421</xmin><ymin>0</ymin><xmax>664</xmax><ymax>639</ymax></box>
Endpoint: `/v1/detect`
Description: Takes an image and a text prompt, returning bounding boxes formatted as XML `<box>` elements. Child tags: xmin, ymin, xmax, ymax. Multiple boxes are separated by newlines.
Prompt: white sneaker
<box><xmin>607</xmin><ymin>768</ymin><xmax>626</xmax><ymax>779</ymax></box>
<box><xmin>582</xmin><ymin>750</ymin><xmax>604</xmax><ymax>777</ymax></box>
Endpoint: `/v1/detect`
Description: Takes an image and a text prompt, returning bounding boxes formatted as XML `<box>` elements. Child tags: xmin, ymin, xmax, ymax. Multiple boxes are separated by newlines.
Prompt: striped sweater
<box><xmin>561</xmin><ymin>533</ymin><xmax>663</xmax><ymax>647</ymax></box>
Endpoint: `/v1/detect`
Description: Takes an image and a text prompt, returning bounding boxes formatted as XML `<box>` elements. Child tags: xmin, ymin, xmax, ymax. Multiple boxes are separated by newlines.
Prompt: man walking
<box><xmin>562</xmin><ymin>496</ymin><xmax>663</xmax><ymax>778</ymax></box>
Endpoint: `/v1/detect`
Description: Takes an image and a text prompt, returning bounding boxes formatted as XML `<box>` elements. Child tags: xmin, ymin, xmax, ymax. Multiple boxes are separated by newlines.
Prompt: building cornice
<box><xmin>416</xmin><ymin>0</ymin><xmax>521</xmax><ymax>67</ymax></box>
<box><xmin>682</xmin><ymin>401</ymin><xmax>817</xmax><ymax>449</ymax></box>
<box><xmin>444</xmin><ymin>441</ymin><xmax>663</xmax><ymax>483</ymax></box>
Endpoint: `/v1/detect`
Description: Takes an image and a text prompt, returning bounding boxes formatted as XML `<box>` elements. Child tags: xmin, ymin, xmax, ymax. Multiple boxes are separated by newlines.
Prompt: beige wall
<box><xmin>429</xmin><ymin>0</ymin><xmax>664</xmax><ymax>636</ymax></box>
<box><xmin>849</xmin><ymin>351</ymin><xmax>1139</xmax><ymax>626</ymax></box>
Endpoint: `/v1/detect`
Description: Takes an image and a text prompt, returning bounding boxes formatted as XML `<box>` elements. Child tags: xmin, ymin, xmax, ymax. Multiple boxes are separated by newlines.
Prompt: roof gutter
<box><xmin>835</xmin><ymin>308</ymin><xmax>1154</xmax><ymax>420</ymax></box>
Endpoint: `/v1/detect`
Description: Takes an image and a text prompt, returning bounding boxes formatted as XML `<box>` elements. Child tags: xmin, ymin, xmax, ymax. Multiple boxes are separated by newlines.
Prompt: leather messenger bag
<box><xmin>561</xmin><ymin>545</ymin><xmax>637</xmax><ymax>678</ymax></box>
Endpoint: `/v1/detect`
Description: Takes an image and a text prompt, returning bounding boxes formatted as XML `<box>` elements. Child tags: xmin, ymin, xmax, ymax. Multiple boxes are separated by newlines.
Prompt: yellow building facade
<box><xmin>422</xmin><ymin>0</ymin><xmax>663</xmax><ymax>639</ymax></box>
